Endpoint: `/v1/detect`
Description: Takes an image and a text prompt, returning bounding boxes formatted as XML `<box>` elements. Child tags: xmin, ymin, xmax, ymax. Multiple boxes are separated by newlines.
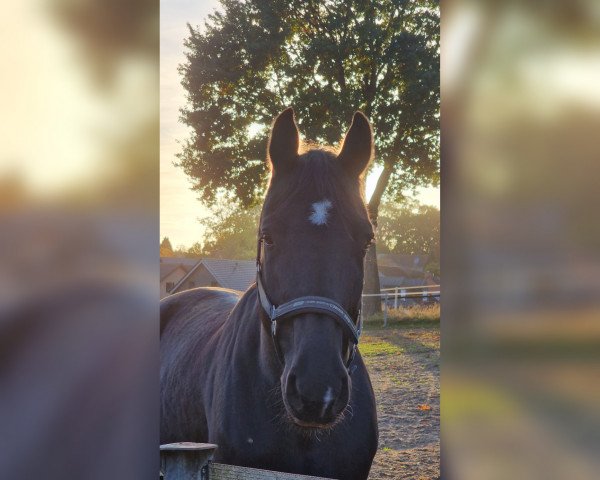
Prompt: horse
<box><xmin>160</xmin><ymin>108</ymin><xmax>378</xmax><ymax>480</ymax></box>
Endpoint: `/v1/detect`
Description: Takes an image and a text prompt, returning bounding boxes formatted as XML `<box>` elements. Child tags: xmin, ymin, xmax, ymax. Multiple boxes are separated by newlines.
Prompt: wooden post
<box><xmin>383</xmin><ymin>293</ymin><xmax>388</xmax><ymax>327</ymax></box>
<box><xmin>160</xmin><ymin>443</ymin><xmax>217</xmax><ymax>480</ymax></box>
<box><xmin>394</xmin><ymin>287</ymin><xmax>398</xmax><ymax>309</ymax></box>
<box><xmin>161</xmin><ymin>443</ymin><xmax>336</xmax><ymax>479</ymax></box>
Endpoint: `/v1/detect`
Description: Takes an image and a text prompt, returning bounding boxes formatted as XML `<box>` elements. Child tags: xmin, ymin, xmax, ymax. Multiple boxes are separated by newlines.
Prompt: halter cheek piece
<box><xmin>256</xmin><ymin>236</ymin><xmax>362</xmax><ymax>373</ymax></box>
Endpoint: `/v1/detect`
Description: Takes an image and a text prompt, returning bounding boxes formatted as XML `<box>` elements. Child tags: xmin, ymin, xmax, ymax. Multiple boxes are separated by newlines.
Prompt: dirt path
<box><xmin>362</xmin><ymin>324</ymin><xmax>440</xmax><ymax>480</ymax></box>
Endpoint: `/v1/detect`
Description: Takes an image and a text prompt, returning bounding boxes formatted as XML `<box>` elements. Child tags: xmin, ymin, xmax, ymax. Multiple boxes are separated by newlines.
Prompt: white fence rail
<box><xmin>361</xmin><ymin>285</ymin><xmax>440</xmax><ymax>327</ymax></box>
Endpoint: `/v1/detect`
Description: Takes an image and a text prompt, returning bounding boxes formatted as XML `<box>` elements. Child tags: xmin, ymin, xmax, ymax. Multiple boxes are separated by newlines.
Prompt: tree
<box><xmin>377</xmin><ymin>202</ymin><xmax>439</xmax><ymax>256</ymax></box>
<box><xmin>184</xmin><ymin>242</ymin><xmax>204</xmax><ymax>258</ymax></box>
<box><xmin>179</xmin><ymin>0</ymin><xmax>440</xmax><ymax>314</ymax></box>
<box><xmin>199</xmin><ymin>203</ymin><xmax>261</xmax><ymax>260</ymax></box>
<box><xmin>377</xmin><ymin>201</ymin><xmax>440</xmax><ymax>276</ymax></box>
<box><xmin>160</xmin><ymin>237</ymin><xmax>174</xmax><ymax>257</ymax></box>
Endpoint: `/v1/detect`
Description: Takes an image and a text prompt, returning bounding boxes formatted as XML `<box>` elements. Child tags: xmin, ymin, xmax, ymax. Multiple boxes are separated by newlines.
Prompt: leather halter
<box><xmin>256</xmin><ymin>236</ymin><xmax>362</xmax><ymax>372</ymax></box>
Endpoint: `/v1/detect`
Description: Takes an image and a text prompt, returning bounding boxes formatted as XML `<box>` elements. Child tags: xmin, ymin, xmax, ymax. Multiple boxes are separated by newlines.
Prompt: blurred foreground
<box><xmin>2</xmin><ymin>1</ymin><xmax>600</xmax><ymax>479</ymax></box>
<box><xmin>0</xmin><ymin>1</ymin><xmax>158</xmax><ymax>479</ymax></box>
<box><xmin>443</xmin><ymin>1</ymin><xmax>600</xmax><ymax>478</ymax></box>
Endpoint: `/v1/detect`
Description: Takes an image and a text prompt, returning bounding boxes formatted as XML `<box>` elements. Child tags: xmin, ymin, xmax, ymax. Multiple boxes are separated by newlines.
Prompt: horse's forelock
<box><xmin>263</xmin><ymin>149</ymin><xmax>363</xmax><ymax>226</ymax></box>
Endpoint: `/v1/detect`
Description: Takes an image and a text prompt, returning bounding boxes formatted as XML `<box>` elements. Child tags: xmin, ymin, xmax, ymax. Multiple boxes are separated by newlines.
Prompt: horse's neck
<box><xmin>225</xmin><ymin>285</ymin><xmax>281</xmax><ymax>386</ymax></box>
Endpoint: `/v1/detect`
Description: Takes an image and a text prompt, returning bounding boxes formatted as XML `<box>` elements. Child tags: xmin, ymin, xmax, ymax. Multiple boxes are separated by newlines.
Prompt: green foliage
<box><xmin>160</xmin><ymin>237</ymin><xmax>174</xmax><ymax>257</ymax></box>
<box><xmin>160</xmin><ymin>237</ymin><xmax>173</xmax><ymax>250</ymax></box>
<box><xmin>184</xmin><ymin>242</ymin><xmax>203</xmax><ymax>258</ymax></box>
<box><xmin>377</xmin><ymin>200</ymin><xmax>439</xmax><ymax>257</ymax></box>
<box><xmin>168</xmin><ymin>243</ymin><xmax>202</xmax><ymax>258</ymax></box>
<box><xmin>359</xmin><ymin>339</ymin><xmax>403</xmax><ymax>357</ymax></box>
<box><xmin>179</xmin><ymin>0</ymin><xmax>439</xmax><ymax>208</ymax></box>
<box><xmin>199</xmin><ymin>203</ymin><xmax>261</xmax><ymax>259</ymax></box>
<box><xmin>175</xmin><ymin>198</ymin><xmax>440</xmax><ymax>263</ymax></box>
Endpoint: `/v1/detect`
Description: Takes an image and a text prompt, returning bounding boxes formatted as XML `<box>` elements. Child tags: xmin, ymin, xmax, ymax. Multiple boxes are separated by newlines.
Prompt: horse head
<box><xmin>259</xmin><ymin>108</ymin><xmax>374</xmax><ymax>428</ymax></box>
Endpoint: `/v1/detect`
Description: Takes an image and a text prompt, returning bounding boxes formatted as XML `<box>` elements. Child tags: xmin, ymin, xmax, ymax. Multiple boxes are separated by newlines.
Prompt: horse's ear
<box><xmin>268</xmin><ymin>107</ymin><xmax>299</xmax><ymax>173</ymax></box>
<box><xmin>338</xmin><ymin>111</ymin><xmax>373</xmax><ymax>177</ymax></box>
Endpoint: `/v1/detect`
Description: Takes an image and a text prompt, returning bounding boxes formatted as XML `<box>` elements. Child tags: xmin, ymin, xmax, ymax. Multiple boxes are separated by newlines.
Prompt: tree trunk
<box><xmin>362</xmin><ymin>163</ymin><xmax>394</xmax><ymax>318</ymax></box>
<box><xmin>362</xmin><ymin>243</ymin><xmax>382</xmax><ymax>317</ymax></box>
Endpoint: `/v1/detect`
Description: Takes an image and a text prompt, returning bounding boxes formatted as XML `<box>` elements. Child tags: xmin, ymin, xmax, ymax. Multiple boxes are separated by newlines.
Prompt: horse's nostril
<box><xmin>284</xmin><ymin>368</ymin><xmax>350</xmax><ymax>425</ymax></box>
<box><xmin>287</xmin><ymin>380</ymin><xmax>341</xmax><ymax>421</ymax></box>
<box><xmin>286</xmin><ymin>372</ymin><xmax>298</xmax><ymax>395</ymax></box>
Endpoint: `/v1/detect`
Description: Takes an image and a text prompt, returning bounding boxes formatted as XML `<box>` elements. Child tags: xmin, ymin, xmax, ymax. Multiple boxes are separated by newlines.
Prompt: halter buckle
<box><xmin>271</xmin><ymin>319</ymin><xmax>277</xmax><ymax>337</ymax></box>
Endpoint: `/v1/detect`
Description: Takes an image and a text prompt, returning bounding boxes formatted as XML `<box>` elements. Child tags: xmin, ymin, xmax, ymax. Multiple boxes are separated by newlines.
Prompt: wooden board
<box><xmin>210</xmin><ymin>463</ymin><xmax>336</xmax><ymax>480</ymax></box>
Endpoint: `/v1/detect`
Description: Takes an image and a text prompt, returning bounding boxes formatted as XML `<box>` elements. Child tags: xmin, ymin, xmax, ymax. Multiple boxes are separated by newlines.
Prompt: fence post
<box><xmin>160</xmin><ymin>443</ymin><xmax>217</xmax><ymax>480</ymax></box>
<box><xmin>394</xmin><ymin>287</ymin><xmax>398</xmax><ymax>309</ymax></box>
<box><xmin>383</xmin><ymin>293</ymin><xmax>388</xmax><ymax>327</ymax></box>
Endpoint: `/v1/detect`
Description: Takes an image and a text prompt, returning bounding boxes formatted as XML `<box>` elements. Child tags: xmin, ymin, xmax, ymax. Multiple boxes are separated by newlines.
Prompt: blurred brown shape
<box><xmin>0</xmin><ymin>1</ymin><xmax>158</xmax><ymax>479</ymax></box>
<box><xmin>443</xmin><ymin>0</ymin><xmax>600</xmax><ymax>478</ymax></box>
<box><xmin>51</xmin><ymin>0</ymin><xmax>159</xmax><ymax>87</ymax></box>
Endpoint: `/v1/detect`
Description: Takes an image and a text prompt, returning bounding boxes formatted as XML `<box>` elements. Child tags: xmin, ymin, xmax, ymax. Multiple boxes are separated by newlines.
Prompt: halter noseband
<box><xmin>255</xmin><ymin>236</ymin><xmax>362</xmax><ymax>373</ymax></box>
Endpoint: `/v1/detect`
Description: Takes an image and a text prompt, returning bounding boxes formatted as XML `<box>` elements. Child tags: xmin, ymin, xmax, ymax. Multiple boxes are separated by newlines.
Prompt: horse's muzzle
<box><xmin>283</xmin><ymin>371</ymin><xmax>349</xmax><ymax>427</ymax></box>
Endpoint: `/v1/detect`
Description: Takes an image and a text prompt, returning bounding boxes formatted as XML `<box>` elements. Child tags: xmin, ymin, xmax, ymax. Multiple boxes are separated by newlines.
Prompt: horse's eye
<box><xmin>262</xmin><ymin>234</ymin><xmax>274</xmax><ymax>246</ymax></box>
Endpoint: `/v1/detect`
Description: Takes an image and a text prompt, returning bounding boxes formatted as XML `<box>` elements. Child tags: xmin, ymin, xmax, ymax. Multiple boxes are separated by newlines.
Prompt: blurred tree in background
<box><xmin>377</xmin><ymin>201</ymin><xmax>440</xmax><ymax>276</ymax></box>
<box><xmin>160</xmin><ymin>237</ymin><xmax>174</xmax><ymax>257</ymax></box>
<box><xmin>196</xmin><ymin>204</ymin><xmax>261</xmax><ymax>260</ymax></box>
<box><xmin>377</xmin><ymin>201</ymin><xmax>439</xmax><ymax>257</ymax></box>
<box><xmin>165</xmin><ymin>200</ymin><xmax>440</xmax><ymax>266</ymax></box>
<box><xmin>179</xmin><ymin>0</ymin><xmax>439</xmax><ymax>314</ymax></box>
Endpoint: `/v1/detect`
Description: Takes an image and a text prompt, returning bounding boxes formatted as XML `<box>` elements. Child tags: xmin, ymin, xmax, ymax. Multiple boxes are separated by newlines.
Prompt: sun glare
<box><xmin>366</xmin><ymin>165</ymin><xmax>440</xmax><ymax>208</ymax></box>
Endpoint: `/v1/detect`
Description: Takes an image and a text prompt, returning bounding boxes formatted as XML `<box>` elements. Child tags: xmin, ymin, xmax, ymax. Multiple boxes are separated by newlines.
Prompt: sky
<box><xmin>160</xmin><ymin>0</ymin><xmax>219</xmax><ymax>249</ymax></box>
<box><xmin>1</xmin><ymin>1</ymin><xmax>111</xmax><ymax>195</ymax></box>
<box><xmin>160</xmin><ymin>0</ymin><xmax>440</xmax><ymax>249</ymax></box>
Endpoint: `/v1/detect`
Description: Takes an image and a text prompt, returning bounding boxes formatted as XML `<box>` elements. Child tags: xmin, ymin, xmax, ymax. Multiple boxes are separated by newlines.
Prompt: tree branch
<box><xmin>367</xmin><ymin>162</ymin><xmax>395</xmax><ymax>224</ymax></box>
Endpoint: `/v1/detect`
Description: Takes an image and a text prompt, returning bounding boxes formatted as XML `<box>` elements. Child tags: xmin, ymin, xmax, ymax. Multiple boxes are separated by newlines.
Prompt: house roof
<box><xmin>165</xmin><ymin>255</ymin><xmax>435</xmax><ymax>292</ymax></box>
<box><xmin>201</xmin><ymin>259</ymin><xmax>256</xmax><ymax>292</ymax></box>
<box><xmin>160</xmin><ymin>262</ymin><xmax>190</xmax><ymax>281</ymax></box>
<box><xmin>378</xmin><ymin>253</ymin><xmax>430</xmax><ymax>268</ymax></box>
<box><xmin>377</xmin><ymin>253</ymin><xmax>430</xmax><ymax>277</ymax></box>
<box><xmin>160</xmin><ymin>263</ymin><xmax>176</xmax><ymax>281</ymax></box>
<box><xmin>379</xmin><ymin>274</ymin><xmax>432</xmax><ymax>289</ymax></box>
<box><xmin>160</xmin><ymin>256</ymin><xmax>199</xmax><ymax>267</ymax></box>
<box><xmin>160</xmin><ymin>257</ymin><xmax>201</xmax><ymax>281</ymax></box>
<box><xmin>171</xmin><ymin>258</ymin><xmax>256</xmax><ymax>293</ymax></box>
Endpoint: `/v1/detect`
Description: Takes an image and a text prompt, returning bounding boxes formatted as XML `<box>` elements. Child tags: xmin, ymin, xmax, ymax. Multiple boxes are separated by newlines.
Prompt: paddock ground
<box><xmin>362</xmin><ymin>310</ymin><xmax>440</xmax><ymax>480</ymax></box>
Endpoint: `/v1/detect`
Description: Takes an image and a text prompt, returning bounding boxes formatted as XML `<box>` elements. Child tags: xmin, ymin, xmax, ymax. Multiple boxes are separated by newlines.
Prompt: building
<box><xmin>160</xmin><ymin>257</ymin><xmax>199</xmax><ymax>298</ymax></box>
<box><xmin>162</xmin><ymin>258</ymin><xmax>256</xmax><ymax>298</ymax></box>
<box><xmin>377</xmin><ymin>253</ymin><xmax>436</xmax><ymax>289</ymax></box>
<box><xmin>161</xmin><ymin>254</ymin><xmax>437</xmax><ymax>299</ymax></box>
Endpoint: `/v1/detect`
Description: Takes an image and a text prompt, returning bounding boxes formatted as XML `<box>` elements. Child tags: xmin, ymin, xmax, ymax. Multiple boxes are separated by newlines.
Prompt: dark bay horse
<box><xmin>160</xmin><ymin>108</ymin><xmax>378</xmax><ymax>479</ymax></box>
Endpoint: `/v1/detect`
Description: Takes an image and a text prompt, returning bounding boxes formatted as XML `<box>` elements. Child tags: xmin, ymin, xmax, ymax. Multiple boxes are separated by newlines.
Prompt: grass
<box><xmin>359</xmin><ymin>338</ymin><xmax>404</xmax><ymax>357</ymax></box>
<box><xmin>364</xmin><ymin>304</ymin><xmax>440</xmax><ymax>329</ymax></box>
